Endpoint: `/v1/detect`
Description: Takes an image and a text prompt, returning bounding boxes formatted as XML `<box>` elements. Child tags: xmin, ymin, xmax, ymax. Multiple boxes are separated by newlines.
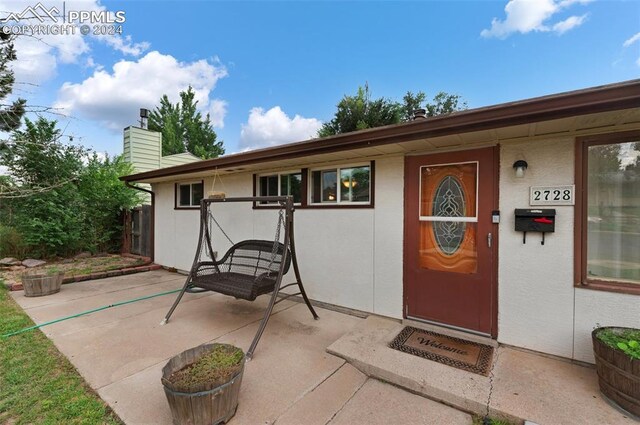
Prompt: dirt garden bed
<box><xmin>1</xmin><ymin>254</ymin><xmax>160</xmax><ymax>291</ymax></box>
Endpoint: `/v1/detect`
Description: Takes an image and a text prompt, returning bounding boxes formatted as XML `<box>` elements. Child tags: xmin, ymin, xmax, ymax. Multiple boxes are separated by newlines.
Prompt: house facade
<box><xmin>122</xmin><ymin>80</ymin><xmax>640</xmax><ymax>364</ymax></box>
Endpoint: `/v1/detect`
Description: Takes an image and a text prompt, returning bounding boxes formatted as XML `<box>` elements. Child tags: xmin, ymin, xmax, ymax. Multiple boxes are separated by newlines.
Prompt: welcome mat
<box><xmin>389</xmin><ymin>327</ymin><xmax>494</xmax><ymax>376</ymax></box>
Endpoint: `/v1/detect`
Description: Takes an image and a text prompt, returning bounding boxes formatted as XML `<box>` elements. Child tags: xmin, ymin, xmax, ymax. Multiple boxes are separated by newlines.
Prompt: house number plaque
<box><xmin>529</xmin><ymin>185</ymin><xmax>574</xmax><ymax>206</ymax></box>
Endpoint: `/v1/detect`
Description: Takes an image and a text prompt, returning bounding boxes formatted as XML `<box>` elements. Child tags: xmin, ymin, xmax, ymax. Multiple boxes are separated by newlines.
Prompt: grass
<box><xmin>0</xmin><ymin>280</ymin><xmax>123</xmax><ymax>425</ymax></box>
<box><xmin>472</xmin><ymin>417</ymin><xmax>517</xmax><ymax>425</ymax></box>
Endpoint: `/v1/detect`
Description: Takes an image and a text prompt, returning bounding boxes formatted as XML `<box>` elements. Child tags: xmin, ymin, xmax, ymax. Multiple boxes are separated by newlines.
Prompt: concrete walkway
<box><xmin>328</xmin><ymin>315</ymin><xmax>637</xmax><ymax>425</ymax></box>
<box><xmin>11</xmin><ymin>270</ymin><xmax>472</xmax><ymax>425</ymax></box>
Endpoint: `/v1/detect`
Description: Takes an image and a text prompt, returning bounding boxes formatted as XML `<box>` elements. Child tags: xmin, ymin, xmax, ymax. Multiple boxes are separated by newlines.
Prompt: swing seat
<box><xmin>189</xmin><ymin>240</ymin><xmax>291</xmax><ymax>301</ymax></box>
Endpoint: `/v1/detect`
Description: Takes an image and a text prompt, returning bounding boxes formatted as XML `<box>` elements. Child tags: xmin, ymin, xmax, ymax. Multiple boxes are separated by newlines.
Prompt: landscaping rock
<box><xmin>21</xmin><ymin>259</ymin><xmax>47</xmax><ymax>268</ymax></box>
<box><xmin>61</xmin><ymin>258</ymin><xmax>75</xmax><ymax>264</ymax></box>
<box><xmin>9</xmin><ymin>265</ymin><xmax>26</xmax><ymax>272</ymax></box>
<box><xmin>94</xmin><ymin>252</ymin><xmax>110</xmax><ymax>257</ymax></box>
<box><xmin>0</xmin><ymin>257</ymin><xmax>21</xmax><ymax>266</ymax></box>
<box><xmin>74</xmin><ymin>252</ymin><xmax>92</xmax><ymax>259</ymax></box>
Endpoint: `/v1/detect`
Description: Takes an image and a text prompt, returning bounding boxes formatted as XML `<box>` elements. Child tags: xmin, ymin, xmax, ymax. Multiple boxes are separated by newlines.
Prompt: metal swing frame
<box><xmin>162</xmin><ymin>196</ymin><xmax>319</xmax><ymax>359</ymax></box>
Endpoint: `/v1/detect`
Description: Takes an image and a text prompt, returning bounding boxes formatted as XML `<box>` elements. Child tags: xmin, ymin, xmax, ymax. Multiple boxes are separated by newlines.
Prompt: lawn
<box><xmin>0</xmin><ymin>281</ymin><xmax>123</xmax><ymax>424</ymax></box>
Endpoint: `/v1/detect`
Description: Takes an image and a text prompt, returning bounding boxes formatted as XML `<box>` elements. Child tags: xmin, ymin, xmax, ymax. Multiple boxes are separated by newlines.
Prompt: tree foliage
<box><xmin>0</xmin><ymin>118</ymin><xmax>141</xmax><ymax>257</ymax></box>
<box><xmin>318</xmin><ymin>84</ymin><xmax>467</xmax><ymax>138</ymax></box>
<box><xmin>148</xmin><ymin>86</ymin><xmax>225</xmax><ymax>159</ymax></box>
<box><xmin>318</xmin><ymin>83</ymin><xmax>402</xmax><ymax>137</ymax></box>
<box><xmin>0</xmin><ymin>33</ymin><xmax>26</xmax><ymax>132</ymax></box>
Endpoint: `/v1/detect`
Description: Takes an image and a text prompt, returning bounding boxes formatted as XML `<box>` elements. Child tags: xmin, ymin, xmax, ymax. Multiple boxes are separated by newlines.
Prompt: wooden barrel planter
<box><xmin>21</xmin><ymin>271</ymin><xmax>64</xmax><ymax>297</ymax></box>
<box><xmin>592</xmin><ymin>327</ymin><xmax>640</xmax><ymax>418</ymax></box>
<box><xmin>161</xmin><ymin>343</ymin><xmax>244</xmax><ymax>425</ymax></box>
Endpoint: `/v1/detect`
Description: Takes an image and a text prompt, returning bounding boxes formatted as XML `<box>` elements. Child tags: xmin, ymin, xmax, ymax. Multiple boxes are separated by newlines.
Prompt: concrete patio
<box><xmin>10</xmin><ymin>270</ymin><xmax>636</xmax><ymax>424</ymax></box>
<box><xmin>10</xmin><ymin>270</ymin><xmax>472</xmax><ymax>425</ymax></box>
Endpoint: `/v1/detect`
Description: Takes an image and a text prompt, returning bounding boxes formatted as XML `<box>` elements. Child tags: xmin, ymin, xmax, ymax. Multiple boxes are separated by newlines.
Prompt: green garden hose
<box><xmin>1</xmin><ymin>288</ymin><xmax>181</xmax><ymax>339</ymax></box>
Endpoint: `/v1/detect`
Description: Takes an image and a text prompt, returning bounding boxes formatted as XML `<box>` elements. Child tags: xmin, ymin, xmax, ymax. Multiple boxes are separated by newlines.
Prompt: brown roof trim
<box><xmin>121</xmin><ymin>79</ymin><xmax>640</xmax><ymax>182</ymax></box>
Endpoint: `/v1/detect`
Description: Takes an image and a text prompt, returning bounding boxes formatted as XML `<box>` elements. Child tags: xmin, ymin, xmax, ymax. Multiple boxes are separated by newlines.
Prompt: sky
<box><xmin>2</xmin><ymin>0</ymin><xmax>639</xmax><ymax>157</ymax></box>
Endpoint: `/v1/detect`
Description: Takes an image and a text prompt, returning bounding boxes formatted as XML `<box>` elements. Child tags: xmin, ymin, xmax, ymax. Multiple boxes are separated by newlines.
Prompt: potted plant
<box><xmin>592</xmin><ymin>326</ymin><xmax>640</xmax><ymax>417</ymax></box>
<box><xmin>161</xmin><ymin>343</ymin><xmax>245</xmax><ymax>425</ymax></box>
<box><xmin>21</xmin><ymin>267</ymin><xmax>65</xmax><ymax>297</ymax></box>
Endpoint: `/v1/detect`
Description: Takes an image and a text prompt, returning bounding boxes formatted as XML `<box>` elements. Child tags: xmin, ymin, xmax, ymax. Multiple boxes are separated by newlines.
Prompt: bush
<box><xmin>0</xmin><ymin>225</ymin><xmax>27</xmax><ymax>258</ymax></box>
<box><xmin>0</xmin><ymin>118</ymin><xmax>141</xmax><ymax>258</ymax></box>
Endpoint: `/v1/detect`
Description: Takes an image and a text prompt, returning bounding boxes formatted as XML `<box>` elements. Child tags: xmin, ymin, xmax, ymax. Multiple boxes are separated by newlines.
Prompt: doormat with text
<box><xmin>389</xmin><ymin>327</ymin><xmax>494</xmax><ymax>376</ymax></box>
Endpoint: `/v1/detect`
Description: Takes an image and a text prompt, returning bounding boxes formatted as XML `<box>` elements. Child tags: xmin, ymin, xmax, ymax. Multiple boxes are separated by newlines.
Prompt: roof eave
<box><xmin>121</xmin><ymin>79</ymin><xmax>640</xmax><ymax>183</ymax></box>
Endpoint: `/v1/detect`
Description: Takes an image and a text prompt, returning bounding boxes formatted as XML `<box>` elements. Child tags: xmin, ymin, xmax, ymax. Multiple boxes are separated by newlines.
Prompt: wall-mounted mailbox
<box><xmin>514</xmin><ymin>208</ymin><xmax>556</xmax><ymax>245</ymax></box>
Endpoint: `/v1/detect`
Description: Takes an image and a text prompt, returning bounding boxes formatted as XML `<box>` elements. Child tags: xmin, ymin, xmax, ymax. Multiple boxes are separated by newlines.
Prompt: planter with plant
<box><xmin>21</xmin><ymin>267</ymin><xmax>65</xmax><ymax>297</ymax></box>
<box><xmin>592</xmin><ymin>326</ymin><xmax>640</xmax><ymax>417</ymax></box>
<box><xmin>161</xmin><ymin>343</ymin><xmax>245</xmax><ymax>425</ymax></box>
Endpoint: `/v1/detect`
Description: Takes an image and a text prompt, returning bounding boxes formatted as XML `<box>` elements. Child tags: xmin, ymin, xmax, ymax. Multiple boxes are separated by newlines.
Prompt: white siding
<box><xmin>152</xmin><ymin>143</ymin><xmax>640</xmax><ymax>362</ymax></box>
<box><xmin>498</xmin><ymin>138</ymin><xmax>640</xmax><ymax>363</ymax></box>
<box><xmin>153</xmin><ymin>156</ymin><xmax>405</xmax><ymax>318</ymax></box>
<box><xmin>498</xmin><ymin>138</ymin><xmax>576</xmax><ymax>358</ymax></box>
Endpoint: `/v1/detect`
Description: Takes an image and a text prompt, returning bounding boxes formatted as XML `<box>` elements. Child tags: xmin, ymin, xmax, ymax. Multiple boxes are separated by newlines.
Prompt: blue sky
<box><xmin>3</xmin><ymin>0</ymin><xmax>640</xmax><ymax>156</ymax></box>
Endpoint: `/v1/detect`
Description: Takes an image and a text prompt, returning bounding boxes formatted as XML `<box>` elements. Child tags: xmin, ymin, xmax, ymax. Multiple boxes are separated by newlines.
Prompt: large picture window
<box><xmin>576</xmin><ymin>131</ymin><xmax>640</xmax><ymax>293</ymax></box>
<box><xmin>176</xmin><ymin>181</ymin><xmax>204</xmax><ymax>208</ymax></box>
<box><xmin>310</xmin><ymin>165</ymin><xmax>371</xmax><ymax>205</ymax></box>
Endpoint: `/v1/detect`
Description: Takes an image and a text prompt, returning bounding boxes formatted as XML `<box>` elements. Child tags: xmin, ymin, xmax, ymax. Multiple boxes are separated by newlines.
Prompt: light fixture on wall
<box><xmin>513</xmin><ymin>160</ymin><xmax>528</xmax><ymax>178</ymax></box>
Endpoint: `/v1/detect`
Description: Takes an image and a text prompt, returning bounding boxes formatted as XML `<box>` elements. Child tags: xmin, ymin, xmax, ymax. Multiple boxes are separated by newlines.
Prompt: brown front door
<box><xmin>404</xmin><ymin>147</ymin><xmax>498</xmax><ymax>336</ymax></box>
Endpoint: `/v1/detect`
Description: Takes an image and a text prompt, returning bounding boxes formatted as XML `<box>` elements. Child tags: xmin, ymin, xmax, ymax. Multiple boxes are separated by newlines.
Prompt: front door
<box><xmin>404</xmin><ymin>147</ymin><xmax>498</xmax><ymax>336</ymax></box>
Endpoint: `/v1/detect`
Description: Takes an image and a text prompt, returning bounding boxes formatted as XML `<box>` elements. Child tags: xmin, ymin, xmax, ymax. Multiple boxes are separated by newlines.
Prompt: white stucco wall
<box><xmin>153</xmin><ymin>143</ymin><xmax>638</xmax><ymax>362</ymax></box>
<box><xmin>498</xmin><ymin>138</ymin><xmax>640</xmax><ymax>363</ymax></box>
<box><xmin>152</xmin><ymin>156</ymin><xmax>404</xmax><ymax>319</ymax></box>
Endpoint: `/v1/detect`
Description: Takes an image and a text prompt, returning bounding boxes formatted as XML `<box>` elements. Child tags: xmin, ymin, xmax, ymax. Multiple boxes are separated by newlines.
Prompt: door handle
<box><xmin>487</xmin><ymin>233</ymin><xmax>492</xmax><ymax>248</ymax></box>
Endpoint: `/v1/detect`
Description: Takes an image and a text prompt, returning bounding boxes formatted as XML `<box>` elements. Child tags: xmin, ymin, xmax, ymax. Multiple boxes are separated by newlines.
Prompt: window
<box><xmin>576</xmin><ymin>132</ymin><xmax>640</xmax><ymax>293</ymax></box>
<box><xmin>311</xmin><ymin>165</ymin><xmax>371</xmax><ymax>204</ymax></box>
<box><xmin>176</xmin><ymin>181</ymin><xmax>204</xmax><ymax>208</ymax></box>
<box><xmin>258</xmin><ymin>172</ymin><xmax>302</xmax><ymax>204</ymax></box>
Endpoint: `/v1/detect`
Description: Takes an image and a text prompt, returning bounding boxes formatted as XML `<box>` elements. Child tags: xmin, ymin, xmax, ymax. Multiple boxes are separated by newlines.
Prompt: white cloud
<box><xmin>2</xmin><ymin>0</ymin><xmax>150</xmax><ymax>84</ymax></box>
<box><xmin>623</xmin><ymin>32</ymin><xmax>640</xmax><ymax>48</ymax></box>
<box><xmin>481</xmin><ymin>0</ymin><xmax>591</xmax><ymax>39</ymax></box>
<box><xmin>623</xmin><ymin>32</ymin><xmax>640</xmax><ymax>67</ymax></box>
<box><xmin>239</xmin><ymin>106</ymin><xmax>322</xmax><ymax>151</ymax></box>
<box><xmin>54</xmin><ymin>51</ymin><xmax>228</xmax><ymax>131</ymax></box>
<box><xmin>208</xmin><ymin>99</ymin><xmax>227</xmax><ymax>129</ymax></box>
<box><xmin>552</xmin><ymin>14</ymin><xmax>587</xmax><ymax>34</ymax></box>
<box><xmin>101</xmin><ymin>35</ymin><xmax>150</xmax><ymax>57</ymax></box>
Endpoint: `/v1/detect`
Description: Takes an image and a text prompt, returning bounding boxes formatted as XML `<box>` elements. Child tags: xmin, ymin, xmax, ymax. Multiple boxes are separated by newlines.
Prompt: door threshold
<box><xmin>403</xmin><ymin>316</ymin><xmax>498</xmax><ymax>348</ymax></box>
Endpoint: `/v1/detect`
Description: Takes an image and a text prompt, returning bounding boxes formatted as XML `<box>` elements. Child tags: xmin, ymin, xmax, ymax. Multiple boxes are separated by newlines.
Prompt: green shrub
<box><xmin>0</xmin><ymin>225</ymin><xmax>27</xmax><ymax>258</ymax></box>
<box><xmin>0</xmin><ymin>118</ymin><xmax>141</xmax><ymax>258</ymax></box>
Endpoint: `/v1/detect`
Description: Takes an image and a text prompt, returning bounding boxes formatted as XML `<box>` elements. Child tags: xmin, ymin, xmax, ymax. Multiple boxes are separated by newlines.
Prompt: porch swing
<box><xmin>161</xmin><ymin>195</ymin><xmax>319</xmax><ymax>359</ymax></box>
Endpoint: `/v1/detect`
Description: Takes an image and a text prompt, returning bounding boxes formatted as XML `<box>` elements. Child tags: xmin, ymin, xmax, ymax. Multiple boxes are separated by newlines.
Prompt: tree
<box><xmin>318</xmin><ymin>83</ymin><xmax>402</xmax><ymax>137</ymax></box>
<box><xmin>402</xmin><ymin>91</ymin><xmax>467</xmax><ymax>121</ymax></box>
<box><xmin>0</xmin><ymin>32</ymin><xmax>26</xmax><ymax>132</ymax></box>
<box><xmin>148</xmin><ymin>86</ymin><xmax>225</xmax><ymax>159</ymax></box>
<box><xmin>1</xmin><ymin>118</ymin><xmax>141</xmax><ymax>257</ymax></box>
<box><xmin>2</xmin><ymin>117</ymin><xmax>86</xmax><ymax>187</ymax></box>
<box><xmin>319</xmin><ymin>84</ymin><xmax>467</xmax><ymax>138</ymax></box>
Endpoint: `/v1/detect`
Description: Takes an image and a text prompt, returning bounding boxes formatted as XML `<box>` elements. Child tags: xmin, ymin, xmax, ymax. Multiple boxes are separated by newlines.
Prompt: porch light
<box><xmin>513</xmin><ymin>160</ymin><xmax>528</xmax><ymax>178</ymax></box>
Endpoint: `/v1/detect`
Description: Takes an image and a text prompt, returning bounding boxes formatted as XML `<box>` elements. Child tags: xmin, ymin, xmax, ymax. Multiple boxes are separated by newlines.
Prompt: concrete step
<box><xmin>327</xmin><ymin>315</ymin><xmax>637</xmax><ymax>425</ymax></box>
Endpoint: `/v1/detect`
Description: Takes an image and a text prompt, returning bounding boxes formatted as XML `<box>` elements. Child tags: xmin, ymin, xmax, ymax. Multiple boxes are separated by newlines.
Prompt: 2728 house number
<box><xmin>529</xmin><ymin>185</ymin><xmax>574</xmax><ymax>206</ymax></box>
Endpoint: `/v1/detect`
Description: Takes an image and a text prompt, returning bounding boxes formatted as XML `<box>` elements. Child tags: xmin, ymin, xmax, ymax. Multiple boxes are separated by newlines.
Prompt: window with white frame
<box><xmin>310</xmin><ymin>165</ymin><xmax>371</xmax><ymax>204</ymax></box>
<box><xmin>176</xmin><ymin>181</ymin><xmax>204</xmax><ymax>208</ymax></box>
<box><xmin>258</xmin><ymin>172</ymin><xmax>302</xmax><ymax>204</ymax></box>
